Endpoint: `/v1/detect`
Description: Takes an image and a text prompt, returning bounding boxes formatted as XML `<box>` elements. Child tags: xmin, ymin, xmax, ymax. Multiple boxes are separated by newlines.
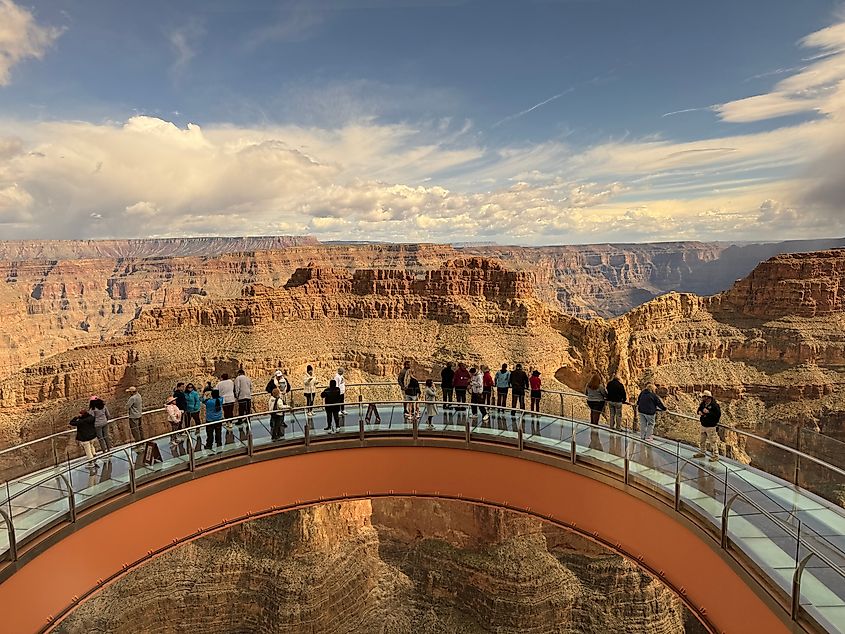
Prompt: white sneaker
<box><xmin>482</xmin><ymin>414</ymin><xmax>489</xmax><ymax>422</ymax></box>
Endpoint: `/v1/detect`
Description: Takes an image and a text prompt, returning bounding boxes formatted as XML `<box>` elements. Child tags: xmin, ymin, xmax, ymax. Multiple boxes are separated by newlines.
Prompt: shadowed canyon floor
<box><xmin>54</xmin><ymin>498</ymin><xmax>708</xmax><ymax>634</ymax></box>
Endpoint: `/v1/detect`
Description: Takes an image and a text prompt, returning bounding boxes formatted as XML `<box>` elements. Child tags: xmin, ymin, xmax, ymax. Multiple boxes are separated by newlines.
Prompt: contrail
<box><xmin>662</xmin><ymin>106</ymin><xmax>713</xmax><ymax>118</ymax></box>
<box><xmin>492</xmin><ymin>88</ymin><xmax>575</xmax><ymax>128</ymax></box>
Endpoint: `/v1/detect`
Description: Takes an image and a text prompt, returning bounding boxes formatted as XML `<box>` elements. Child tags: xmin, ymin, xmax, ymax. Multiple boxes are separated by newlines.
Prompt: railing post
<box><xmin>721</xmin><ymin>493</ymin><xmax>739</xmax><ymax>549</ymax></box>
<box><xmin>517</xmin><ymin>413</ymin><xmax>524</xmax><ymax>451</ymax></box>
<box><xmin>559</xmin><ymin>392</ymin><xmax>564</xmax><ymax>417</ymax></box>
<box><xmin>57</xmin><ymin>472</ymin><xmax>76</xmax><ymax>524</ymax></box>
<box><xmin>52</xmin><ymin>436</ymin><xmax>59</xmax><ymax>467</ymax></box>
<box><xmin>465</xmin><ymin>414</ymin><xmax>471</xmax><ymax>445</ymax></box>
<box><xmin>187</xmin><ymin>433</ymin><xmax>196</xmax><ymax>472</ymax></box>
<box><xmin>358</xmin><ymin>394</ymin><xmax>363</xmax><ymax>419</ymax></box>
<box><xmin>304</xmin><ymin>418</ymin><xmax>311</xmax><ymax>447</ymax></box>
<box><xmin>128</xmin><ymin>448</ymin><xmax>137</xmax><ymax>493</ymax></box>
<box><xmin>792</xmin><ymin>553</ymin><xmax>813</xmax><ymax>620</ymax></box>
<box><xmin>413</xmin><ymin>412</ymin><xmax>419</xmax><ymax>442</ymax></box>
<box><xmin>0</xmin><ymin>507</ymin><xmax>16</xmax><ymax>562</ymax></box>
<box><xmin>247</xmin><ymin>427</ymin><xmax>254</xmax><ymax>457</ymax></box>
<box><xmin>674</xmin><ymin>442</ymin><xmax>682</xmax><ymax>511</ymax></box>
<box><xmin>793</xmin><ymin>427</ymin><xmax>802</xmax><ymax>486</ymax></box>
<box><xmin>624</xmin><ymin>431</ymin><xmax>630</xmax><ymax>485</ymax></box>
<box><xmin>570</xmin><ymin>422</ymin><xmax>577</xmax><ymax>464</ymax></box>
<box><xmin>359</xmin><ymin>414</ymin><xmax>365</xmax><ymax>443</ymax></box>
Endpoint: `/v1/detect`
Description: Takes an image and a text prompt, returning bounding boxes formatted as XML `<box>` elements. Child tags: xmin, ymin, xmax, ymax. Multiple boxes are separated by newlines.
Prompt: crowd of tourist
<box><xmin>68</xmin><ymin>361</ymin><xmax>722</xmax><ymax>468</ymax></box>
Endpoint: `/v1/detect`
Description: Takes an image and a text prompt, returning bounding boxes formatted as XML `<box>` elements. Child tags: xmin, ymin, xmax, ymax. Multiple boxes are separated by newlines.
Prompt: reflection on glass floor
<box><xmin>0</xmin><ymin>404</ymin><xmax>843</xmax><ymax>633</ymax></box>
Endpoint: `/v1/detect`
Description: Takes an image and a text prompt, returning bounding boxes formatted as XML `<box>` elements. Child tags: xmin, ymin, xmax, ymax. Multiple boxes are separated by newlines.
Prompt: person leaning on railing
<box><xmin>69</xmin><ymin>409</ymin><xmax>98</xmax><ymax>471</ymax></box>
<box><xmin>636</xmin><ymin>383</ymin><xmax>666</xmax><ymax>442</ymax></box>
<box><xmin>585</xmin><ymin>373</ymin><xmax>607</xmax><ymax>425</ymax></box>
<box><xmin>605</xmin><ymin>376</ymin><xmax>627</xmax><ymax>431</ymax></box>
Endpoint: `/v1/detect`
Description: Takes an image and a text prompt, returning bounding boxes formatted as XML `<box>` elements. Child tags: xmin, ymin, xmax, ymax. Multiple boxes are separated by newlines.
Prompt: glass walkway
<box><xmin>0</xmin><ymin>394</ymin><xmax>843</xmax><ymax>633</ymax></box>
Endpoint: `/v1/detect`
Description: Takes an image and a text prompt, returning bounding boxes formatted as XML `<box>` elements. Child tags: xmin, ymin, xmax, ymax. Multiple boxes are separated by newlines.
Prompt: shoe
<box><xmin>375</xmin><ymin>419</ymin><xmax>381</xmax><ymax>425</ymax></box>
<box><xmin>482</xmin><ymin>415</ymin><xmax>489</xmax><ymax>422</ymax></box>
<box><xmin>693</xmin><ymin>452</ymin><xmax>705</xmax><ymax>458</ymax></box>
<box><xmin>324</xmin><ymin>427</ymin><xmax>332</xmax><ymax>431</ymax></box>
<box><xmin>709</xmin><ymin>455</ymin><xmax>720</xmax><ymax>462</ymax></box>
<box><xmin>644</xmin><ymin>436</ymin><xmax>654</xmax><ymax>442</ymax></box>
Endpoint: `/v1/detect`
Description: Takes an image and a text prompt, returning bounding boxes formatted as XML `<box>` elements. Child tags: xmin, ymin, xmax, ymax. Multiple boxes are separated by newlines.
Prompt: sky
<box><xmin>1</xmin><ymin>0</ymin><xmax>845</xmax><ymax>245</ymax></box>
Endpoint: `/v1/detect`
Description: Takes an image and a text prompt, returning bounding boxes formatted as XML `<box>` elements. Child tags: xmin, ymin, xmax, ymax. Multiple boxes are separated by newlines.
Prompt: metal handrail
<box><xmin>1</xmin><ymin>399</ymin><xmax>843</xmax><ymax>631</ymax></box>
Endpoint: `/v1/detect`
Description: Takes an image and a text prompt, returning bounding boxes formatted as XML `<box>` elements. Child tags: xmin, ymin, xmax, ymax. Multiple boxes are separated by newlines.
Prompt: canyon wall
<box><xmin>56</xmin><ymin>498</ymin><xmax>704</xmax><ymax>634</ymax></box>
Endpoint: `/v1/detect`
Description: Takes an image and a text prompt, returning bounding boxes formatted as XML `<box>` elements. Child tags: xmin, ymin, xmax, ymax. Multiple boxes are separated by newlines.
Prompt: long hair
<box><xmin>90</xmin><ymin>398</ymin><xmax>105</xmax><ymax>410</ymax></box>
<box><xmin>587</xmin><ymin>373</ymin><xmax>602</xmax><ymax>390</ymax></box>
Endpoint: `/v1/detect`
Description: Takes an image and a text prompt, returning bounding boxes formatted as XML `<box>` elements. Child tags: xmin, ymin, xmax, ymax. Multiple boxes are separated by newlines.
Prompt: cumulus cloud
<box><xmin>0</xmin><ymin>0</ymin><xmax>63</xmax><ymax>85</ymax></box>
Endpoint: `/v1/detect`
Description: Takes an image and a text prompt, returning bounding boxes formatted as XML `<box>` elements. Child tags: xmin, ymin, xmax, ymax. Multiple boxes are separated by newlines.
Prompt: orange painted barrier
<box><xmin>0</xmin><ymin>447</ymin><xmax>790</xmax><ymax>633</ymax></box>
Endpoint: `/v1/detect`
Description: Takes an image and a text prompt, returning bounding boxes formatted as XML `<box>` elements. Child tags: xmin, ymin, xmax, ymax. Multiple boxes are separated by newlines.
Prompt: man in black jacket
<box><xmin>694</xmin><ymin>390</ymin><xmax>722</xmax><ymax>462</ymax></box>
<box><xmin>606</xmin><ymin>376</ymin><xmax>627</xmax><ymax>430</ymax></box>
<box><xmin>509</xmin><ymin>363</ymin><xmax>529</xmax><ymax>411</ymax></box>
<box><xmin>321</xmin><ymin>380</ymin><xmax>343</xmax><ymax>434</ymax></box>
<box><xmin>440</xmin><ymin>362</ymin><xmax>454</xmax><ymax>409</ymax></box>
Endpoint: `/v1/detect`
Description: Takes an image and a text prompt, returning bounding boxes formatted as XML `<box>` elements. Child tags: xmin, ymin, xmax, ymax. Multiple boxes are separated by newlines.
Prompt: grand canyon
<box><xmin>2</xmin><ymin>237</ymin><xmax>845</xmax><ymax>632</ymax></box>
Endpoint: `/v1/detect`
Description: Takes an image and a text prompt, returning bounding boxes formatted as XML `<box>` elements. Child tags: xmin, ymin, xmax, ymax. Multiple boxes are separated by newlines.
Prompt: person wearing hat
<box><xmin>695</xmin><ymin>390</ymin><xmax>722</xmax><ymax>462</ymax></box>
<box><xmin>265</xmin><ymin>369</ymin><xmax>290</xmax><ymax>396</ymax></box>
<box><xmin>165</xmin><ymin>395</ymin><xmax>184</xmax><ymax>447</ymax></box>
<box><xmin>126</xmin><ymin>386</ymin><xmax>144</xmax><ymax>442</ymax></box>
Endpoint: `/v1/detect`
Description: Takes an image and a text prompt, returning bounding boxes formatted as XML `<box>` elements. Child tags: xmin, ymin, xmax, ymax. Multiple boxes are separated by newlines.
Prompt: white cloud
<box><xmin>0</xmin><ymin>0</ymin><xmax>63</xmax><ymax>85</ymax></box>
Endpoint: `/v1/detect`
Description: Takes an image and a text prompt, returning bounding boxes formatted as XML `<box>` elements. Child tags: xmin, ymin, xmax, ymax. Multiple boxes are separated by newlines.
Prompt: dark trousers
<box><xmin>223</xmin><ymin>403</ymin><xmax>235</xmax><ymax>419</ymax></box>
<box><xmin>271</xmin><ymin>413</ymin><xmax>286</xmax><ymax>440</ymax></box>
<box><xmin>442</xmin><ymin>387</ymin><xmax>453</xmax><ymax>406</ymax></box>
<box><xmin>483</xmin><ymin>389</ymin><xmax>492</xmax><ymax>405</ymax></box>
<box><xmin>305</xmin><ymin>393</ymin><xmax>315</xmax><ymax>407</ymax></box>
<box><xmin>186</xmin><ymin>411</ymin><xmax>201</xmax><ymax>427</ymax></box>
<box><xmin>205</xmin><ymin>422</ymin><xmax>222</xmax><ymax>448</ymax></box>
<box><xmin>470</xmin><ymin>393</ymin><xmax>487</xmax><ymax>417</ymax></box>
<box><xmin>326</xmin><ymin>406</ymin><xmax>340</xmax><ymax>428</ymax></box>
<box><xmin>454</xmin><ymin>387</ymin><xmax>467</xmax><ymax>408</ymax></box>
<box><xmin>365</xmin><ymin>403</ymin><xmax>381</xmax><ymax>423</ymax></box>
<box><xmin>238</xmin><ymin>399</ymin><xmax>252</xmax><ymax>417</ymax></box>
<box><xmin>129</xmin><ymin>417</ymin><xmax>144</xmax><ymax>442</ymax></box>
<box><xmin>496</xmin><ymin>388</ymin><xmax>509</xmax><ymax>407</ymax></box>
<box><xmin>511</xmin><ymin>390</ymin><xmax>525</xmax><ymax>410</ymax></box>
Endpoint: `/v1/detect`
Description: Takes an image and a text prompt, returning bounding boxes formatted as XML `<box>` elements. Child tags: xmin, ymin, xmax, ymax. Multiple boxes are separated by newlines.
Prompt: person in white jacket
<box><xmin>233</xmin><ymin>369</ymin><xmax>253</xmax><ymax>419</ymax></box>
<box><xmin>333</xmin><ymin>367</ymin><xmax>346</xmax><ymax>415</ymax></box>
<box><xmin>304</xmin><ymin>365</ymin><xmax>318</xmax><ymax>415</ymax></box>
<box><xmin>165</xmin><ymin>396</ymin><xmax>184</xmax><ymax>449</ymax></box>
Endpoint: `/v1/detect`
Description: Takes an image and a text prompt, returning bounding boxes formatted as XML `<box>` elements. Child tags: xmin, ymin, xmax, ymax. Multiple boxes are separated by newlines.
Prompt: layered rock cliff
<box><xmin>56</xmin><ymin>498</ymin><xmax>705</xmax><ymax>634</ymax></box>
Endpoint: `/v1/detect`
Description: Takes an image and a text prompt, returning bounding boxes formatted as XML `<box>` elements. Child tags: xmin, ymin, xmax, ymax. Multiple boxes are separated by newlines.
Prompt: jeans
<box><xmin>496</xmin><ymin>388</ymin><xmax>508</xmax><ymax>407</ymax></box>
<box><xmin>95</xmin><ymin>425</ymin><xmax>111</xmax><ymax>452</ymax></box>
<box><xmin>700</xmin><ymin>426</ymin><xmax>720</xmax><ymax>456</ymax></box>
<box><xmin>608</xmin><ymin>402</ymin><xmax>623</xmax><ymax>430</ymax></box>
<box><xmin>129</xmin><ymin>417</ymin><xmax>144</xmax><ymax>442</ymax></box>
<box><xmin>222</xmin><ymin>403</ymin><xmax>235</xmax><ymax>428</ymax></box>
<box><xmin>639</xmin><ymin>413</ymin><xmax>656</xmax><ymax>440</ymax></box>
<box><xmin>442</xmin><ymin>387</ymin><xmax>453</xmax><ymax>407</ymax></box>
<box><xmin>470</xmin><ymin>392</ymin><xmax>487</xmax><ymax>417</ymax></box>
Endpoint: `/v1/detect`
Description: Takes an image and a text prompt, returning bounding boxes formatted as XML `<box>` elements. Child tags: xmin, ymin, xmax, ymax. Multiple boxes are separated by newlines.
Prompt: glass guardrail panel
<box><xmin>523</xmin><ymin>412</ymin><xmax>573</xmax><ymax>454</ymax></box>
<box><xmin>678</xmin><ymin>460</ymin><xmax>729</xmax><ymax>527</ymax></box>
<box><xmin>0</xmin><ymin>495</ymin><xmax>12</xmax><ymax>557</ymax></box>
<box><xmin>0</xmin><ymin>436</ymin><xmax>67</xmax><ymax>483</ymax></box>
<box><xmin>365</xmin><ymin>403</ymin><xmax>412</xmax><ymax>433</ymax></box>
<box><xmin>798</xmin><ymin>554</ymin><xmax>845</xmax><ymax>634</ymax></box>
<box><xmin>724</xmin><ymin>494</ymin><xmax>797</xmax><ymax>597</ymax></box>
<box><xmin>572</xmin><ymin>424</ymin><xmax>624</xmax><ymax>474</ymax></box>
<box><xmin>470</xmin><ymin>405</ymin><xmax>519</xmax><ymax>442</ymax></box>
<box><xmin>133</xmin><ymin>434</ymin><xmax>191</xmax><ymax>484</ymax></box>
<box><xmin>800</xmin><ymin>428</ymin><xmax>845</xmax><ymax>471</ymax></box>
<box><xmin>8</xmin><ymin>471</ymin><xmax>70</xmax><ymax>546</ymax></box>
<box><xmin>627</xmin><ymin>438</ymin><xmax>681</xmax><ymax>496</ymax></box>
<box><xmin>419</xmin><ymin>402</ymin><xmax>466</xmax><ymax>434</ymax></box>
<box><xmin>70</xmin><ymin>450</ymin><xmax>131</xmax><ymax>511</ymax></box>
<box><xmin>796</xmin><ymin>461</ymin><xmax>845</xmax><ymax>511</ymax></box>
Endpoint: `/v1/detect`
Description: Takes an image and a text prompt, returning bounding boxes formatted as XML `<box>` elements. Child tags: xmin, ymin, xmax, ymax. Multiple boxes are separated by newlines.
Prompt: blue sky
<box><xmin>1</xmin><ymin>0</ymin><xmax>845</xmax><ymax>243</ymax></box>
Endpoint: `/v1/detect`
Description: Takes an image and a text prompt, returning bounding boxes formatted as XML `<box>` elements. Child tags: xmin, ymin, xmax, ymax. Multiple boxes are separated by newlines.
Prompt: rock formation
<box><xmin>55</xmin><ymin>498</ymin><xmax>705</xmax><ymax>634</ymax></box>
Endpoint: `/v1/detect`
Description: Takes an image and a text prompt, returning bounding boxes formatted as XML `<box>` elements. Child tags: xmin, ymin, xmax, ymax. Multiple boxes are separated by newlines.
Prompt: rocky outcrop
<box><xmin>56</xmin><ymin>498</ymin><xmax>703</xmax><ymax>634</ymax></box>
<box><xmin>717</xmin><ymin>250</ymin><xmax>845</xmax><ymax>318</ymax></box>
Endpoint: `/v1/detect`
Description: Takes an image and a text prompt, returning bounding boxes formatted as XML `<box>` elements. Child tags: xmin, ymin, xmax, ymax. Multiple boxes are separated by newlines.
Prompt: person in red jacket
<box><xmin>529</xmin><ymin>370</ymin><xmax>542</xmax><ymax>412</ymax></box>
<box><xmin>482</xmin><ymin>365</ymin><xmax>494</xmax><ymax>405</ymax></box>
<box><xmin>452</xmin><ymin>362</ymin><xmax>471</xmax><ymax>410</ymax></box>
